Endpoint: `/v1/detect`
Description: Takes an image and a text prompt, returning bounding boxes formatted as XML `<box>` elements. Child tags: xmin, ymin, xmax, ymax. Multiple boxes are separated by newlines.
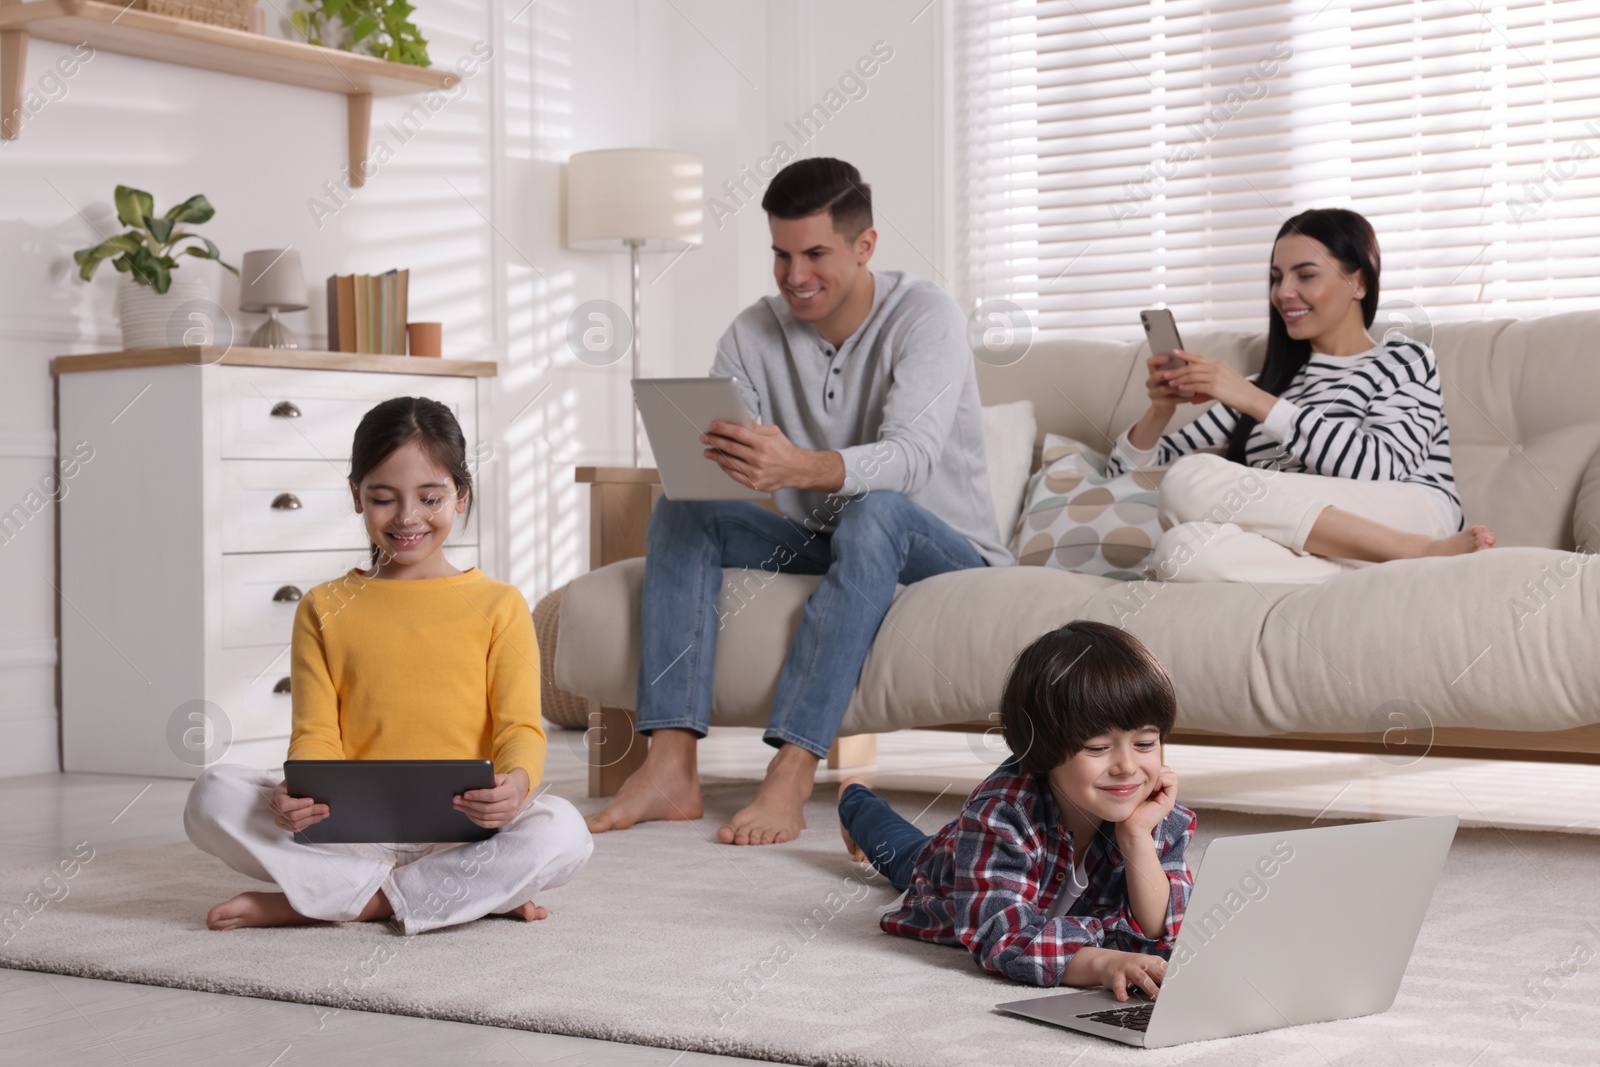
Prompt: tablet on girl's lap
<box><xmin>282</xmin><ymin>759</ymin><xmax>499</xmax><ymax>844</ymax></box>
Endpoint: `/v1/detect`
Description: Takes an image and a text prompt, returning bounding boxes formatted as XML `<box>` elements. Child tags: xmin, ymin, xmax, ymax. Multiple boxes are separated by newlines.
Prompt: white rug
<box><xmin>2</xmin><ymin>787</ymin><xmax>1597</xmax><ymax>1067</ymax></box>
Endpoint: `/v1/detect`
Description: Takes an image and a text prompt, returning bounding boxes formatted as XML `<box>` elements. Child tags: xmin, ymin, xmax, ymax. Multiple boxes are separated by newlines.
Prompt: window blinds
<box><xmin>956</xmin><ymin>0</ymin><xmax>1600</xmax><ymax>339</ymax></box>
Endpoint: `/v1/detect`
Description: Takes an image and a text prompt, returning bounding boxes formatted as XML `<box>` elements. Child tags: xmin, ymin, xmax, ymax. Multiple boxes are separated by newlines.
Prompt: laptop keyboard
<box><xmin>1078</xmin><ymin>1002</ymin><xmax>1154</xmax><ymax>1032</ymax></box>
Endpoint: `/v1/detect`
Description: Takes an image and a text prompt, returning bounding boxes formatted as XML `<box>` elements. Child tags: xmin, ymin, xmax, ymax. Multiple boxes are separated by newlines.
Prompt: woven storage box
<box><xmin>135</xmin><ymin>0</ymin><xmax>256</xmax><ymax>30</ymax></box>
<box><xmin>533</xmin><ymin>586</ymin><xmax>593</xmax><ymax>730</ymax></box>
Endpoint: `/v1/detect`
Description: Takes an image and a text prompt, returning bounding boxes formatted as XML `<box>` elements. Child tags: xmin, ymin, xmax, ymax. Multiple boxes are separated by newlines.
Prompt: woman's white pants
<box><xmin>184</xmin><ymin>763</ymin><xmax>593</xmax><ymax>935</ymax></box>
<box><xmin>1151</xmin><ymin>452</ymin><xmax>1460</xmax><ymax>584</ymax></box>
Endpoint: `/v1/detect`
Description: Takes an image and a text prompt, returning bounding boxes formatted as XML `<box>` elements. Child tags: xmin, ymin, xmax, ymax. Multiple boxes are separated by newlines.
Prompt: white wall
<box><xmin>0</xmin><ymin>0</ymin><xmax>947</xmax><ymax>777</ymax></box>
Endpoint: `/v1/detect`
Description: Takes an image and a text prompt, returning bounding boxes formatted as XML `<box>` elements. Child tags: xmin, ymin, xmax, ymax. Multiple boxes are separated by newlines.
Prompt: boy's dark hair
<box><xmin>999</xmin><ymin>621</ymin><xmax>1177</xmax><ymax>775</ymax></box>
<box><xmin>760</xmin><ymin>157</ymin><xmax>873</xmax><ymax>239</ymax></box>
<box><xmin>349</xmin><ymin>396</ymin><xmax>474</xmax><ymax>567</ymax></box>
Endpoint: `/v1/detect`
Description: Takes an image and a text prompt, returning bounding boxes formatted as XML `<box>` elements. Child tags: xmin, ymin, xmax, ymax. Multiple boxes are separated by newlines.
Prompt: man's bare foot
<box><xmin>494</xmin><ymin>901</ymin><xmax>550</xmax><ymax>921</ymax></box>
<box><xmin>1422</xmin><ymin>525</ymin><xmax>1496</xmax><ymax>557</ymax></box>
<box><xmin>838</xmin><ymin>776</ymin><xmax>869</xmax><ymax>862</ymax></box>
<box><xmin>206</xmin><ymin>891</ymin><xmax>314</xmax><ymax>930</ymax></box>
<box><xmin>586</xmin><ymin>729</ymin><xmax>704</xmax><ymax>834</ymax></box>
<box><xmin>717</xmin><ymin>744</ymin><xmax>818</xmax><ymax>846</ymax></box>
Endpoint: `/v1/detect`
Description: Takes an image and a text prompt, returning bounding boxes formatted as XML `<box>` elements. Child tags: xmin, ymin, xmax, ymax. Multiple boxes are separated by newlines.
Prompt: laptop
<box><xmin>282</xmin><ymin>759</ymin><xmax>500</xmax><ymax>844</ymax></box>
<box><xmin>995</xmin><ymin>814</ymin><xmax>1458</xmax><ymax>1048</ymax></box>
<box><xmin>631</xmin><ymin>377</ymin><xmax>770</xmax><ymax>501</ymax></box>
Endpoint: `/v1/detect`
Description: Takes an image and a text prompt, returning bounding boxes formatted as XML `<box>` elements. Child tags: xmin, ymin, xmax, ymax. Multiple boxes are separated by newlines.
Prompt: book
<box><xmin>366</xmin><ymin>274</ymin><xmax>381</xmax><ymax>354</ymax></box>
<box><xmin>323</xmin><ymin>270</ymin><xmax>412</xmax><ymax>355</ymax></box>
<box><xmin>352</xmin><ymin>274</ymin><xmax>368</xmax><ymax>354</ymax></box>
<box><xmin>394</xmin><ymin>268</ymin><xmax>409</xmax><ymax>354</ymax></box>
<box><xmin>325</xmin><ymin>276</ymin><xmax>339</xmax><ymax>351</ymax></box>
<box><xmin>373</xmin><ymin>274</ymin><xmax>384</xmax><ymax>353</ymax></box>
<box><xmin>381</xmin><ymin>269</ymin><xmax>395</xmax><ymax>354</ymax></box>
<box><xmin>336</xmin><ymin>275</ymin><xmax>357</xmax><ymax>353</ymax></box>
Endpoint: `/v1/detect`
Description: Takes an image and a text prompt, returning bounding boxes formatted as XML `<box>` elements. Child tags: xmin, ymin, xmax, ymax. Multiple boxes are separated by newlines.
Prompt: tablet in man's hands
<box><xmin>632</xmin><ymin>377</ymin><xmax>771</xmax><ymax>501</ymax></box>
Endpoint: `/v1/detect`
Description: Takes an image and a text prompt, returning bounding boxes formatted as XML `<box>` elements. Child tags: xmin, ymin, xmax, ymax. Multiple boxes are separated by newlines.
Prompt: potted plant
<box><xmin>73</xmin><ymin>185</ymin><xmax>238</xmax><ymax>350</ymax></box>
<box><xmin>290</xmin><ymin>0</ymin><xmax>431</xmax><ymax>67</ymax></box>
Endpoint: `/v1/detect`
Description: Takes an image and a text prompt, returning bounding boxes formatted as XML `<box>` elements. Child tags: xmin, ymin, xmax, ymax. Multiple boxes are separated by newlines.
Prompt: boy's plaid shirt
<box><xmin>879</xmin><ymin>759</ymin><xmax>1197</xmax><ymax>987</ymax></box>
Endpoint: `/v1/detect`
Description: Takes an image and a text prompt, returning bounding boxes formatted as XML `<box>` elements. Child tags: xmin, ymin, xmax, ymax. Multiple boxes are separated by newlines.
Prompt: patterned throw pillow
<box><xmin>1011</xmin><ymin>434</ymin><xmax>1167</xmax><ymax>580</ymax></box>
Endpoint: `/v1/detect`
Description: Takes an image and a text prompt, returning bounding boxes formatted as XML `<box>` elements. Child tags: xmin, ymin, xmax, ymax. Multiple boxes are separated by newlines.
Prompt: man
<box><xmin>586</xmin><ymin>157</ymin><xmax>1010</xmax><ymax>846</ymax></box>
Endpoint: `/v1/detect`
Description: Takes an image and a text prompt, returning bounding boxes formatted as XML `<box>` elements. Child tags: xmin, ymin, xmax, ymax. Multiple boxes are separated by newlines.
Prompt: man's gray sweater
<box><xmin>710</xmin><ymin>270</ymin><xmax>1011</xmax><ymax>566</ymax></box>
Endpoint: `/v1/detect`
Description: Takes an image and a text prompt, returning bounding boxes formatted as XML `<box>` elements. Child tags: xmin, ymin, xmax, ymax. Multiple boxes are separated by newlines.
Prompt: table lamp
<box><xmin>239</xmin><ymin>249</ymin><xmax>308</xmax><ymax>349</ymax></box>
<box><xmin>566</xmin><ymin>149</ymin><xmax>704</xmax><ymax>465</ymax></box>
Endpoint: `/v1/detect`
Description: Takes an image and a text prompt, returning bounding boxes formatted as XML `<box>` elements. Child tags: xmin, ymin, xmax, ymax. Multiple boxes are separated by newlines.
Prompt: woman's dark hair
<box><xmin>1224</xmin><ymin>207</ymin><xmax>1381</xmax><ymax>464</ymax></box>
<box><xmin>999</xmin><ymin>621</ymin><xmax>1177</xmax><ymax>776</ymax></box>
<box><xmin>349</xmin><ymin>396</ymin><xmax>473</xmax><ymax>567</ymax></box>
<box><xmin>760</xmin><ymin>157</ymin><xmax>873</xmax><ymax>238</ymax></box>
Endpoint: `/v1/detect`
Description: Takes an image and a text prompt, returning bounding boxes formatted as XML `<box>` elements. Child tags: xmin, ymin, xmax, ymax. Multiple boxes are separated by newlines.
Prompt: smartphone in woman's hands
<box><xmin>1140</xmin><ymin>308</ymin><xmax>1195</xmax><ymax>399</ymax></box>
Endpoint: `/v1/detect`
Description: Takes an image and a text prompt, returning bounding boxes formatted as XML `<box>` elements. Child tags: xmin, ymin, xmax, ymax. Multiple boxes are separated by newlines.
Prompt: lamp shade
<box><xmin>238</xmin><ymin>249</ymin><xmax>308</xmax><ymax>313</ymax></box>
<box><xmin>566</xmin><ymin>149</ymin><xmax>704</xmax><ymax>252</ymax></box>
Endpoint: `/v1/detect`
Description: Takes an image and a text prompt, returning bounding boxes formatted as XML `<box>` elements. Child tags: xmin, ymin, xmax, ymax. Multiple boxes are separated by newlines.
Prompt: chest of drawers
<box><xmin>53</xmin><ymin>349</ymin><xmax>498</xmax><ymax>777</ymax></box>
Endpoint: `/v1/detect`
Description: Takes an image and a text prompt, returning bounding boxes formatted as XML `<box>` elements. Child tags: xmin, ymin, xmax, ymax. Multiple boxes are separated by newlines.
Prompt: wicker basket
<box><xmin>532</xmin><ymin>586</ymin><xmax>594</xmax><ymax>730</ymax></box>
<box><xmin>134</xmin><ymin>0</ymin><xmax>257</xmax><ymax>31</ymax></box>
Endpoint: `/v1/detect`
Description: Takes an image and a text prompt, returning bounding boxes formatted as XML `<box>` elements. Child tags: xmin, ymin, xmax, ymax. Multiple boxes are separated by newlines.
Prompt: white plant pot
<box><xmin>116</xmin><ymin>275</ymin><xmax>213</xmax><ymax>350</ymax></box>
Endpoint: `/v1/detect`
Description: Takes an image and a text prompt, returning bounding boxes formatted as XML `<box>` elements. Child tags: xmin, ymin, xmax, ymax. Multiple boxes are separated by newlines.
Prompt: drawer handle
<box><xmin>273</xmin><ymin>676</ymin><xmax>292</xmax><ymax>695</ymax></box>
<box><xmin>273</xmin><ymin>585</ymin><xmax>304</xmax><ymax>603</ymax></box>
<box><xmin>270</xmin><ymin>401</ymin><xmax>302</xmax><ymax>418</ymax></box>
<box><xmin>271</xmin><ymin>493</ymin><xmax>303</xmax><ymax>510</ymax></box>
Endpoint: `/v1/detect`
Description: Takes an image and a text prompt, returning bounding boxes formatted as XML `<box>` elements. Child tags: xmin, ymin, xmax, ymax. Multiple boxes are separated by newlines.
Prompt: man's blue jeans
<box><xmin>635</xmin><ymin>490</ymin><xmax>987</xmax><ymax>759</ymax></box>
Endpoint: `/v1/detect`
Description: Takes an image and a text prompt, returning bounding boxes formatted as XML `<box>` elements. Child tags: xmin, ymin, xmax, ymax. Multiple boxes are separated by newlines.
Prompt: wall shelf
<box><xmin>0</xmin><ymin>0</ymin><xmax>458</xmax><ymax>186</ymax></box>
<box><xmin>52</xmin><ymin>345</ymin><xmax>498</xmax><ymax>377</ymax></box>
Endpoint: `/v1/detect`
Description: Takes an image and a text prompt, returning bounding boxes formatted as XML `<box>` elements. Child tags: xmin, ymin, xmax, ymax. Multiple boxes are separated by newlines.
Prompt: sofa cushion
<box><xmin>1011</xmin><ymin>433</ymin><xmax>1166</xmax><ymax>579</ymax></box>
<box><xmin>555</xmin><ymin>557</ymin><xmax>827</xmax><ymax>727</ymax></box>
<box><xmin>974</xmin><ymin>335</ymin><xmax>1141</xmax><ymax>455</ymax></box>
<box><xmin>1577</xmin><ymin>443</ymin><xmax>1600</xmax><ymax>554</ymax></box>
<box><xmin>1081</xmin><ymin>547</ymin><xmax>1600</xmax><ymax>735</ymax></box>
<box><xmin>981</xmin><ymin>400</ymin><xmax>1038</xmax><ymax>542</ymax></box>
<box><xmin>556</xmin><ymin>548</ymin><xmax>1600</xmax><ymax>737</ymax></box>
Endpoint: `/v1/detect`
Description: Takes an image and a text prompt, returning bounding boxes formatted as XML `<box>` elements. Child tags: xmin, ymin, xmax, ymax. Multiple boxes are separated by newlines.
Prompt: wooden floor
<box><xmin>4</xmin><ymin>726</ymin><xmax>1597</xmax><ymax>1065</ymax></box>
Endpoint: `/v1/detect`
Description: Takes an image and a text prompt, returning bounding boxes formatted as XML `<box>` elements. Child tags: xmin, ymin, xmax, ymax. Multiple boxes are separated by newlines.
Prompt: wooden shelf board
<box><xmin>52</xmin><ymin>346</ymin><xmax>498</xmax><ymax>377</ymax></box>
<box><xmin>575</xmin><ymin>466</ymin><xmax>663</xmax><ymax>484</ymax></box>
<box><xmin>0</xmin><ymin>1</ymin><xmax>456</xmax><ymax>97</ymax></box>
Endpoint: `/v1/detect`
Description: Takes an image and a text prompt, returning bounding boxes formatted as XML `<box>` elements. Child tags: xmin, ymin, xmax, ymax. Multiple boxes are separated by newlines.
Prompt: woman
<box><xmin>1106</xmin><ymin>207</ymin><xmax>1494</xmax><ymax>583</ymax></box>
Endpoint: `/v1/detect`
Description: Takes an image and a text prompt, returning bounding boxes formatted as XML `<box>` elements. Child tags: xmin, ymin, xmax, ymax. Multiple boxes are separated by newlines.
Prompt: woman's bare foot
<box><xmin>1422</xmin><ymin>525</ymin><xmax>1495</xmax><ymax>557</ymax></box>
<box><xmin>717</xmin><ymin>744</ymin><xmax>818</xmax><ymax>846</ymax></box>
<box><xmin>494</xmin><ymin>901</ymin><xmax>550</xmax><ymax>921</ymax></box>
<box><xmin>838</xmin><ymin>776</ymin><xmax>869</xmax><ymax>862</ymax></box>
<box><xmin>586</xmin><ymin>729</ymin><xmax>704</xmax><ymax>834</ymax></box>
<box><xmin>1304</xmin><ymin>506</ymin><xmax>1496</xmax><ymax>564</ymax></box>
<box><xmin>206</xmin><ymin>891</ymin><xmax>315</xmax><ymax>931</ymax></box>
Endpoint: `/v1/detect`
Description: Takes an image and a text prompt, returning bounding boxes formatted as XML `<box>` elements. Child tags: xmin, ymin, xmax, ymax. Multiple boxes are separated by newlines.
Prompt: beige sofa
<box><xmin>546</xmin><ymin>310</ymin><xmax>1600</xmax><ymax>793</ymax></box>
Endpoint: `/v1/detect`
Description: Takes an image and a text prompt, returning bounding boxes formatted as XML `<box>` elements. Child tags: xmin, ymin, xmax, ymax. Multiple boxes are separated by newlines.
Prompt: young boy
<box><xmin>837</xmin><ymin>621</ymin><xmax>1196</xmax><ymax>997</ymax></box>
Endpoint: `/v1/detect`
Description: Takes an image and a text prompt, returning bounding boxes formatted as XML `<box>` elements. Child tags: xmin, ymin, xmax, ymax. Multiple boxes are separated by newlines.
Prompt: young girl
<box><xmin>1106</xmin><ymin>207</ymin><xmax>1495</xmax><ymax>584</ymax></box>
<box><xmin>838</xmin><ymin>622</ymin><xmax>1196</xmax><ymax>998</ymax></box>
<box><xmin>185</xmin><ymin>396</ymin><xmax>592</xmax><ymax>935</ymax></box>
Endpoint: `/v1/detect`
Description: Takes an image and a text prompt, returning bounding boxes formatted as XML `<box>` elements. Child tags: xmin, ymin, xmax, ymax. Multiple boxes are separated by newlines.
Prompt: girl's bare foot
<box><xmin>206</xmin><ymin>891</ymin><xmax>315</xmax><ymax>930</ymax></box>
<box><xmin>494</xmin><ymin>901</ymin><xmax>549</xmax><ymax>921</ymax></box>
<box><xmin>838</xmin><ymin>777</ymin><xmax>869</xmax><ymax>862</ymax></box>
<box><xmin>1422</xmin><ymin>525</ymin><xmax>1495</xmax><ymax>557</ymax></box>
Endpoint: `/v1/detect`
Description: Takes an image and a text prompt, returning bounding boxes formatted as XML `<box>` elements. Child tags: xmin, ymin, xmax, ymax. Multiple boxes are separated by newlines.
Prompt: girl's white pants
<box><xmin>1151</xmin><ymin>452</ymin><xmax>1460</xmax><ymax>584</ymax></box>
<box><xmin>184</xmin><ymin>763</ymin><xmax>593</xmax><ymax>935</ymax></box>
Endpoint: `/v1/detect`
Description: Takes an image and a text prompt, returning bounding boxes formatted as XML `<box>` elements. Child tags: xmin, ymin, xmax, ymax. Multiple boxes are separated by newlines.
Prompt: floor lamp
<box><xmin>566</xmin><ymin>148</ymin><xmax>704</xmax><ymax>466</ymax></box>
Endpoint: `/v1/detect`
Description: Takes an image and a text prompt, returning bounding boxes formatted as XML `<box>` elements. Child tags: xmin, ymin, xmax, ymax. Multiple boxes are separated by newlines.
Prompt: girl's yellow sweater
<box><xmin>287</xmin><ymin>567</ymin><xmax>546</xmax><ymax>796</ymax></box>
